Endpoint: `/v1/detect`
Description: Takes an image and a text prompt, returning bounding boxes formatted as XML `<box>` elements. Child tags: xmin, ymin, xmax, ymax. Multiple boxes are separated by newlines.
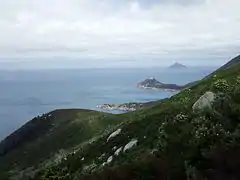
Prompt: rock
<box><xmin>98</xmin><ymin>153</ymin><xmax>106</xmax><ymax>160</ymax></box>
<box><xmin>114</xmin><ymin>147</ymin><xmax>123</xmax><ymax>156</ymax></box>
<box><xmin>107</xmin><ymin>129</ymin><xmax>122</xmax><ymax>142</ymax></box>
<box><xmin>192</xmin><ymin>92</ymin><xmax>215</xmax><ymax>112</ymax></box>
<box><xmin>102</xmin><ymin>162</ymin><xmax>106</xmax><ymax>166</ymax></box>
<box><xmin>123</xmin><ymin>139</ymin><xmax>138</xmax><ymax>152</ymax></box>
<box><xmin>107</xmin><ymin>156</ymin><xmax>113</xmax><ymax>164</ymax></box>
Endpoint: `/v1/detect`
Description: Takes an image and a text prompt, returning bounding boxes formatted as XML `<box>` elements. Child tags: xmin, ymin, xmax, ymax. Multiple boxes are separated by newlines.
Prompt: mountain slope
<box><xmin>205</xmin><ymin>54</ymin><xmax>240</xmax><ymax>78</ymax></box>
<box><xmin>1</xmin><ymin>54</ymin><xmax>240</xmax><ymax>180</ymax></box>
<box><xmin>182</xmin><ymin>55</ymin><xmax>240</xmax><ymax>89</ymax></box>
<box><xmin>0</xmin><ymin>109</ymin><xmax>126</xmax><ymax>179</ymax></box>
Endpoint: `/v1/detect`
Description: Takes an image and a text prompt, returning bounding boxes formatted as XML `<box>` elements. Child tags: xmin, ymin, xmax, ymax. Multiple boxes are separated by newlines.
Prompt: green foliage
<box><xmin>212</xmin><ymin>79</ymin><xmax>230</xmax><ymax>92</ymax></box>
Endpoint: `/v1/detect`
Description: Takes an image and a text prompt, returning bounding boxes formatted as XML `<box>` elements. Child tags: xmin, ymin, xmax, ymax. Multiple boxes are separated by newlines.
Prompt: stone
<box><xmin>107</xmin><ymin>156</ymin><xmax>113</xmax><ymax>164</ymax></box>
<box><xmin>107</xmin><ymin>129</ymin><xmax>122</xmax><ymax>142</ymax></box>
<box><xmin>192</xmin><ymin>92</ymin><xmax>215</xmax><ymax>112</ymax></box>
<box><xmin>114</xmin><ymin>147</ymin><xmax>123</xmax><ymax>156</ymax></box>
<box><xmin>123</xmin><ymin>139</ymin><xmax>138</xmax><ymax>152</ymax></box>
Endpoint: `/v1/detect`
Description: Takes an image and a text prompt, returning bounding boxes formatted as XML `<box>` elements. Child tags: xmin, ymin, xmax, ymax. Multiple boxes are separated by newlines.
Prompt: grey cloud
<box><xmin>0</xmin><ymin>0</ymin><xmax>239</xmax><ymax>67</ymax></box>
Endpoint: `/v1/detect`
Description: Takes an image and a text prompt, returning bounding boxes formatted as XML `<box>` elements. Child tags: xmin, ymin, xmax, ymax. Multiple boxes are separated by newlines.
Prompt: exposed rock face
<box><xmin>137</xmin><ymin>77</ymin><xmax>183</xmax><ymax>91</ymax></box>
<box><xmin>193</xmin><ymin>92</ymin><xmax>215</xmax><ymax>112</ymax></box>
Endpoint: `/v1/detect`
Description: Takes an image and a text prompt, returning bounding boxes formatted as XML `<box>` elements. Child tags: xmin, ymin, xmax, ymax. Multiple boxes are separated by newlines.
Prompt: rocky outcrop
<box><xmin>137</xmin><ymin>77</ymin><xmax>183</xmax><ymax>91</ymax></box>
<box><xmin>192</xmin><ymin>92</ymin><xmax>215</xmax><ymax>112</ymax></box>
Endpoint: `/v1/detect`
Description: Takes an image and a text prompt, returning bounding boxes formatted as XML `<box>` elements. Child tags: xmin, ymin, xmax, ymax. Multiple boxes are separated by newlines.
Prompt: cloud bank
<box><xmin>0</xmin><ymin>0</ymin><xmax>239</xmax><ymax>67</ymax></box>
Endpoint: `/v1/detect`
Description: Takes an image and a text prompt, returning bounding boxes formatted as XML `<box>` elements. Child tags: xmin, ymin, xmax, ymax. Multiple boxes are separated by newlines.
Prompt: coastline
<box><xmin>96</xmin><ymin>86</ymin><xmax>180</xmax><ymax>112</ymax></box>
<box><xmin>96</xmin><ymin>98</ymin><xmax>170</xmax><ymax>112</ymax></box>
<box><xmin>137</xmin><ymin>85</ymin><xmax>180</xmax><ymax>92</ymax></box>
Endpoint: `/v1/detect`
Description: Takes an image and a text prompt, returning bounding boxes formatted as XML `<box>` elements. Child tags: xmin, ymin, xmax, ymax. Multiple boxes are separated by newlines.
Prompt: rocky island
<box><xmin>168</xmin><ymin>62</ymin><xmax>187</xmax><ymax>69</ymax></box>
<box><xmin>137</xmin><ymin>77</ymin><xmax>183</xmax><ymax>91</ymax></box>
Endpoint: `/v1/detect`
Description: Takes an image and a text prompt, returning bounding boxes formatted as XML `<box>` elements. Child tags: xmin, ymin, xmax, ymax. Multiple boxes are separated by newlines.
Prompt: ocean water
<box><xmin>0</xmin><ymin>67</ymin><xmax>216</xmax><ymax>140</ymax></box>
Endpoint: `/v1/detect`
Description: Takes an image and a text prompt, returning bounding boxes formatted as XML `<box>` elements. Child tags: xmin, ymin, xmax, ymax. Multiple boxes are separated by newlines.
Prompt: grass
<box><xmin>0</xmin><ymin>109</ymin><xmax>125</xmax><ymax>179</ymax></box>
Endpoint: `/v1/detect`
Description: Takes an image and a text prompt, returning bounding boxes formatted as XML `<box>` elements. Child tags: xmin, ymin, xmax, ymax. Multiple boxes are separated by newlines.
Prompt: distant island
<box><xmin>168</xmin><ymin>62</ymin><xmax>187</xmax><ymax>69</ymax></box>
<box><xmin>97</xmin><ymin>76</ymin><xmax>186</xmax><ymax>112</ymax></box>
<box><xmin>96</xmin><ymin>75</ymin><xmax>195</xmax><ymax>112</ymax></box>
<box><xmin>137</xmin><ymin>77</ymin><xmax>183</xmax><ymax>91</ymax></box>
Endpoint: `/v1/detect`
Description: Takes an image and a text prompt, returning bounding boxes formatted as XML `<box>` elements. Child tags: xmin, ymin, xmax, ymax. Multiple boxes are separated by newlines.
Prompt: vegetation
<box><xmin>1</xmin><ymin>55</ymin><xmax>240</xmax><ymax>180</ymax></box>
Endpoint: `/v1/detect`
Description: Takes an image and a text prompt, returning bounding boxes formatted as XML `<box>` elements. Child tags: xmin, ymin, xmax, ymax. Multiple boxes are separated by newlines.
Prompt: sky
<box><xmin>0</xmin><ymin>0</ymin><xmax>240</xmax><ymax>68</ymax></box>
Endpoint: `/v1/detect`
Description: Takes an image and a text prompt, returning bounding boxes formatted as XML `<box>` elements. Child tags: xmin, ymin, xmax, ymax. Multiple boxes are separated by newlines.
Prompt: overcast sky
<box><xmin>0</xmin><ymin>0</ymin><xmax>239</xmax><ymax>68</ymax></box>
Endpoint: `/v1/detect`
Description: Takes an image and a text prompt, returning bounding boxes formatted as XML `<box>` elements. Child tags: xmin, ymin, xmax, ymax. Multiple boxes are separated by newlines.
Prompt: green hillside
<box><xmin>0</xmin><ymin>109</ymin><xmax>126</xmax><ymax>179</ymax></box>
<box><xmin>1</xmin><ymin>55</ymin><xmax>240</xmax><ymax>180</ymax></box>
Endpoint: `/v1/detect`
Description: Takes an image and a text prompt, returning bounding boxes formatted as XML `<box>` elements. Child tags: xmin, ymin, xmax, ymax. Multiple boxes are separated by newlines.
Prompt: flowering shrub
<box><xmin>212</xmin><ymin>79</ymin><xmax>229</xmax><ymax>92</ymax></box>
<box><xmin>175</xmin><ymin>113</ymin><xmax>188</xmax><ymax>122</ymax></box>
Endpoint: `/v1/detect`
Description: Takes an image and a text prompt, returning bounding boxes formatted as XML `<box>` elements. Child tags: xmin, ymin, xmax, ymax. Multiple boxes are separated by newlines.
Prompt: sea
<box><xmin>0</xmin><ymin>67</ymin><xmax>217</xmax><ymax>140</ymax></box>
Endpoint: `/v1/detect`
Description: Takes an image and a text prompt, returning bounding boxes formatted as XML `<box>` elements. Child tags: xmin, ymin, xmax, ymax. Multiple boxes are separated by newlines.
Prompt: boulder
<box><xmin>114</xmin><ymin>147</ymin><xmax>123</xmax><ymax>156</ymax></box>
<box><xmin>107</xmin><ymin>129</ymin><xmax>122</xmax><ymax>142</ymax></box>
<box><xmin>192</xmin><ymin>92</ymin><xmax>215</xmax><ymax>112</ymax></box>
<box><xmin>123</xmin><ymin>139</ymin><xmax>138</xmax><ymax>152</ymax></box>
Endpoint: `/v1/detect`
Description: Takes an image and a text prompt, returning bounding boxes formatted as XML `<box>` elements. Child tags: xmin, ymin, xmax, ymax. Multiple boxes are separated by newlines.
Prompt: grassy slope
<box><xmin>0</xmin><ymin>109</ymin><xmax>126</xmax><ymax>179</ymax></box>
<box><xmin>34</xmin><ymin>56</ymin><xmax>240</xmax><ymax>180</ymax></box>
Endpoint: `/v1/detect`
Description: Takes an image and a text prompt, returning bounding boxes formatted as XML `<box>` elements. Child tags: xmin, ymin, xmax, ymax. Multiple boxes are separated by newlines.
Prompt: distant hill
<box><xmin>168</xmin><ymin>62</ymin><xmax>187</xmax><ymax>69</ymax></box>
